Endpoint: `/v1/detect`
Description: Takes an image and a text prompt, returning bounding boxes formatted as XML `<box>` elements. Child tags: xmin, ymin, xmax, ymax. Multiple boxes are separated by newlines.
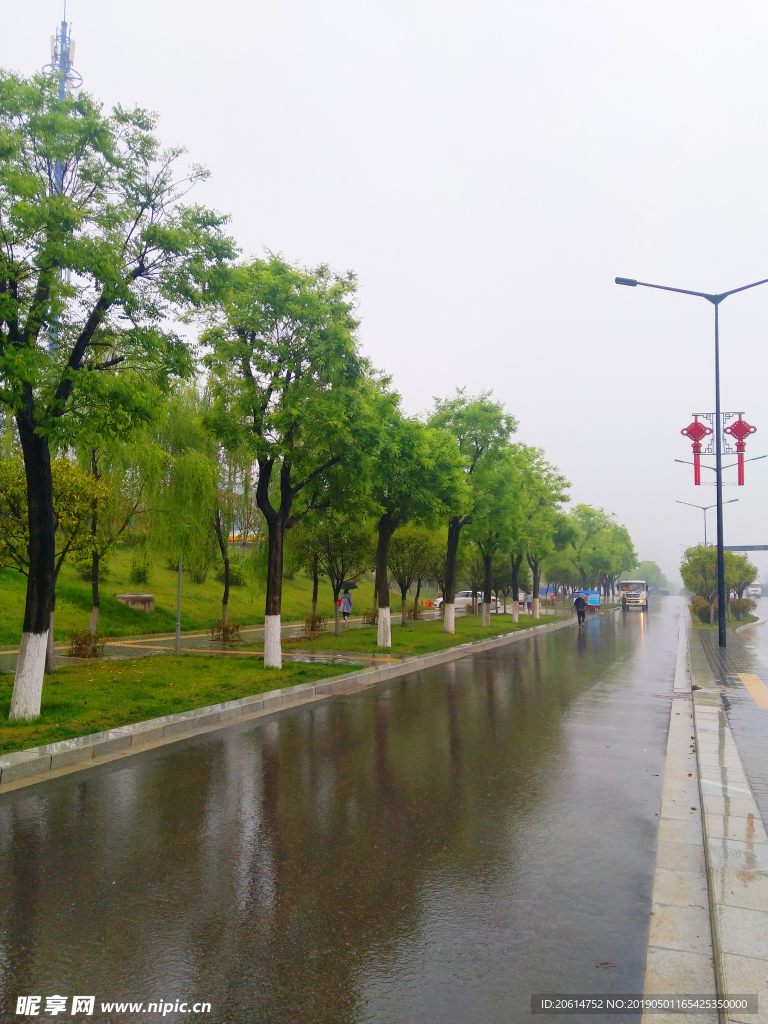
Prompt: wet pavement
<box><xmin>0</xmin><ymin>603</ymin><xmax>680</xmax><ymax>1023</ymax></box>
<box><xmin>696</xmin><ymin>598</ymin><xmax>768</xmax><ymax>830</ymax></box>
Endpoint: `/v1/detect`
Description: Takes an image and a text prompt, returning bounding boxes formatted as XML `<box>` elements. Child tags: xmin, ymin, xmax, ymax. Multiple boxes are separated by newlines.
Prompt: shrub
<box><xmin>74</xmin><ymin>554</ymin><xmax>110</xmax><ymax>582</ymax></box>
<box><xmin>67</xmin><ymin>629</ymin><xmax>107</xmax><ymax>658</ymax></box>
<box><xmin>731</xmin><ymin>598</ymin><xmax>757</xmax><ymax>621</ymax></box>
<box><xmin>690</xmin><ymin>595</ymin><xmax>713</xmax><ymax>624</ymax></box>
<box><xmin>361</xmin><ymin>609</ymin><xmax>377</xmax><ymax>625</ymax></box>
<box><xmin>210</xmin><ymin>620</ymin><xmax>241</xmax><ymax>642</ymax></box>
<box><xmin>129</xmin><ymin>557</ymin><xmax>152</xmax><ymax>585</ymax></box>
<box><xmin>216</xmin><ymin>560</ymin><xmax>246</xmax><ymax>586</ymax></box>
<box><xmin>187</xmin><ymin>560</ymin><xmax>209</xmax><ymax>584</ymax></box>
<box><xmin>165</xmin><ymin>554</ymin><xmax>180</xmax><ymax>571</ymax></box>
<box><xmin>303</xmin><ymin>614</ymin><xmax>327</xmax><ymax>632</ymax></box>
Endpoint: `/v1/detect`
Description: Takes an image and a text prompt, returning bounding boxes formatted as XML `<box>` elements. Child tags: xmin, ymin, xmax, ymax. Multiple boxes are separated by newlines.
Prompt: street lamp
<box><xmin>676</xmin><ymin>499</ymin><xmax>738</xmax><ymax>548</ymax></box>
<box><xmin>616</xmin><ymin>275</ymin><xmax>768</xmax><ymax>647</ymax></box>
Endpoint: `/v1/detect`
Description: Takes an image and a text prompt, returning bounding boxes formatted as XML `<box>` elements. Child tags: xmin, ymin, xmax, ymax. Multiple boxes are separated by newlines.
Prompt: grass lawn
<box><xmin>1</xmin><ymin>547</ymin><xmax>438</xmax><ymax>645</ymax></box>
<box><xmin>249</xmin><ymin>612</ymin><xmax>563</xmax><ymax>658</ymax></box>
<box><xmin>0</xmin><ymin>656</ymin><xmax>358</xmax><ymax>755</ymax></box>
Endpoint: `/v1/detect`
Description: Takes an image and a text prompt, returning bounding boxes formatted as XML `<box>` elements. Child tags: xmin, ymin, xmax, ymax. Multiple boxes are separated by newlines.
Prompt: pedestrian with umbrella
<box><xmin>340</xmin><ymin>581</ymin><xmax>357</xmax><ymax>625</ymax></box>
<box><xmin>573</xmin><ymin>591</ymin><xmax>588</xmax><ymax>626</ymax></box>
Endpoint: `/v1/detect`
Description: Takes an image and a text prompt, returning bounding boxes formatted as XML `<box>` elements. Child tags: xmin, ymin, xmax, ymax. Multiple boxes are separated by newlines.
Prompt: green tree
<box><xmin>369</xmin><ymin>412</ymin><xmax>466</xmax><ymax>646</ymax></box>
<box><xmin>515</xmin><ymin>448</ymin><xmax>570</xmax><ymax>619</ymax></box>
<box><xmin>0</xmin><ymin>453</ymin><xmax>109</xmax><ymax>670</ymax></box>
<box><xmin>387</xmin><ymin>525</ymin><xmax>436</xmax><ymax>626</ymax></box>
<box><xmin>0</xmin><ymin>73</ymin><xmax>234</xmax><ymax>718</ymax></box>
<box><xmin>464</xmin><ymin>449</ymin><xmax>520</xmax><ymax>626</ymax></box>
<box><xmin>679</xmin><ymin>546</ymin><xmax>751</xmax><ymax>623</ymax></box>
<box><xmin>295</xmin><ymin>515</ymin><xmax>374</xmax><ymax>635</ymax></box>
<box><xmin>429</xmin><ymin>389</ymin><xmax>517</xmax><ymax>633</ymax></box>
<box><xmin>204</xmin><ymin>257</ymin><xmax>380</xmax><ymax>667</ymax></box>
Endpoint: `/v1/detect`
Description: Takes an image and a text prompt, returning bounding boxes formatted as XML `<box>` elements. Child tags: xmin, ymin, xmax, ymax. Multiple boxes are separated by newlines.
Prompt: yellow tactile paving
<box><xmin>738</xmin><ymin>672</ymin><xmax>768</xmax><ymax>710</ymax></box>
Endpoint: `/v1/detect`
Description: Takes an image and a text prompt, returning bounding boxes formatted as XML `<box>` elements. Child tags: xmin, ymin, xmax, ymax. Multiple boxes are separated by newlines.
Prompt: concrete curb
<box><xmin>686</xmin><ymin>613</ymin><xmax>768</xmax><ymax>1024</ymax></box>
<box><xmin>735</xmin><ymin>616</ymin><xmax>766</xmax><ymax>636</ymax></box>
<box><xmin>1</xmin><ymin>615</ymin><xmax>578</xmax><ymax>790</ymax></box>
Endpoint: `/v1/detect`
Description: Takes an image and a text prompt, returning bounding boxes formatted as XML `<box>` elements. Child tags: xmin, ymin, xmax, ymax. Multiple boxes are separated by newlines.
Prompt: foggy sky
<box><xmin>3</xmin><ymin>1</ymin><xmax>767</xmax><ymax>585</ymax></box>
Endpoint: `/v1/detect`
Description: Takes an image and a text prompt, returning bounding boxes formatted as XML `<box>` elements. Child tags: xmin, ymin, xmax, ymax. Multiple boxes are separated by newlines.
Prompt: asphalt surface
<box><xmin>0</xmin><ymin>602</ymin><xmax>681</xmax><ymax>1023</ymax></box>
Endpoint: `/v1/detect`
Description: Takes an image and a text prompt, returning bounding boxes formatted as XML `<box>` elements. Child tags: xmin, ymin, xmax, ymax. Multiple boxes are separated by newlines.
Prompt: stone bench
<box><xmin>116</xmin><ymin>593</ymin><xmax>155</xmax><ymax>613</ymax></box>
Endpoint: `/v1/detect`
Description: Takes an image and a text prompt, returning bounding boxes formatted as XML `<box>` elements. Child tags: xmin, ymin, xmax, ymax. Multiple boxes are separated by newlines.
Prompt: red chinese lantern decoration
<box><xmin>681</xmin><ymin>417</ymin><xmax>712</xmax><ymax>485</ymax></box>
<box><xmin>724</xmin><ymin>415</ymin><xmax>757</xmax><ymax>485</ymax></box>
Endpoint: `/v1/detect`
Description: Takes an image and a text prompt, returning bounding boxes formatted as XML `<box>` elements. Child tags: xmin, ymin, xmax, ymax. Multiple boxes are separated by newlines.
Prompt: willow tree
<box><xmin>428</xmin><ymin>390</ymin><xmax>517</xmax><ymax>633</ymax></box>
<box><xmin>204</xmin><ymin>257</ymin><xmax>381</xmax><ymax>667</ymax></box>
<box><xmin>0</xmin><ymin>73</ymin><xmax>234</xmax><ymax>718</ymax></box>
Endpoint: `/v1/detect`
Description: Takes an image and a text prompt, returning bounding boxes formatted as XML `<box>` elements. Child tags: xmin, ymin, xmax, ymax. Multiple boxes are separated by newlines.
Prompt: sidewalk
<box><xmin>688</xmin><ymin>615</ymin><xmax>768</xmax><ymax>1023</ymax></box>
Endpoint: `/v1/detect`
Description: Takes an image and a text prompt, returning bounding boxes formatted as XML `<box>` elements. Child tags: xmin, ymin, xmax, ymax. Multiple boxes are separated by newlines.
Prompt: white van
<box><xmin>435</xmin><ymin>591</ymin><xmax>497</xmax><ymax>610</ymax></box>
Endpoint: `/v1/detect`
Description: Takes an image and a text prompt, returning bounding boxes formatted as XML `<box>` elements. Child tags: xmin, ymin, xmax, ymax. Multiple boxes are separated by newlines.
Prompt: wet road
<box><xmin>0</xmin><ymin>603</ymin><xmax>680</xmax><ymax>1023</ymax></box>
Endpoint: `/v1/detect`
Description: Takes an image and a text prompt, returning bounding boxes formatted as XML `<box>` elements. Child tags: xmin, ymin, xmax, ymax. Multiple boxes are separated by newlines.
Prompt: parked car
<box><xmin>435</xmin><ymin>591</ymin><xmax>497</xmax><ymax>610</ymax></box>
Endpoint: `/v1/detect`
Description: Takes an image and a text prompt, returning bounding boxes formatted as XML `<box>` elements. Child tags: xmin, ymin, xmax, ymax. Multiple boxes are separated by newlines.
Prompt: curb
<box><xmin>735</xmin><ymin>616</ymin><xmax>766</xmax><ymax>636</ymax></box>
<box><xmin>686</xmin><ymin>614</ymin><xmax>768</xmax><ymax>1023</ymax></box>
<box><xmin>0</xmin><ymin>615</ymin><xmax>578</xmax><ymax>790</ymax></box>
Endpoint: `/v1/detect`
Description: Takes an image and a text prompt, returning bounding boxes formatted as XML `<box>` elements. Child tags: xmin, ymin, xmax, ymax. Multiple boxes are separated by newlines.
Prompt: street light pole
<box><xmin>616</xmin><ymin>275</ymin><xmax>768</xmax><ymax>647</ymax></box>
<box><xmin>676</xmin><ymin>499</ymin><xmax>738</xmax><ymax>548</ymax></box>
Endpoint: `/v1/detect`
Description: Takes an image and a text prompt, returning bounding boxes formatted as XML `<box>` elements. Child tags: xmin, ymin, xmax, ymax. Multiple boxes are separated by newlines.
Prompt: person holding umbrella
<box><xmin>340</xmin><ymin>582</ymin><xmax>356</xmax><ymax>624</ymax></box>
<box><xmin>573</xmin><ymin>592</ymin><xmax>587</xmax><ymax>626</ymax></box>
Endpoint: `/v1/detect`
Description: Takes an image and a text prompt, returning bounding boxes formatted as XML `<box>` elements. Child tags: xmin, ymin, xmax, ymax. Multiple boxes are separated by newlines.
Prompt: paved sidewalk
<box><xmin>688</xmin><ymin>617</ymin><xmax>768</xmax><ymax>1024</ymax></box>
<box><xmin>696</xmin><ymin>627</ymin><xmax>768</xmax><ymax>830</ymax></box>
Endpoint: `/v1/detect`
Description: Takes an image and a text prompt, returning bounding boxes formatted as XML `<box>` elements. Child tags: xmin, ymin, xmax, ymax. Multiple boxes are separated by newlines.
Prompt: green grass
<box><xmin>0</xmin><ymin>656</ymin><xmax>358</xmax><ymax>755</ymax></box>
<box><xmin>0</xmin><ymin>548</ymin><xmax>432</xmax><ymax>645</ymax></box>
<box><xmin>249</xmin><ymin>612</ymin><xmax>562</xmax><ymax>658</ymax></box>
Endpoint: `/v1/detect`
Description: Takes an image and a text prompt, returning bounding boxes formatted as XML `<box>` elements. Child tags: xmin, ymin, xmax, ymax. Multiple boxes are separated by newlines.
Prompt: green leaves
<box><xmin>0</xmin><ymin>70</ymin><xmax>237</xmax><ymax>439</ymax></box>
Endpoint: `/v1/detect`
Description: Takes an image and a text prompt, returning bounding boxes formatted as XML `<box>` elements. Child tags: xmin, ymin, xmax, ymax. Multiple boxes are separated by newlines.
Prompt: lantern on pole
<box><xmin>724</xmin><ymin>415</ymin><xmax>757</xmax><ymax>485</ymax></box>
<box><xmin>681</xmin><ymin>417</ymin><xmax>712</xmax><ymax>485</ymax></box>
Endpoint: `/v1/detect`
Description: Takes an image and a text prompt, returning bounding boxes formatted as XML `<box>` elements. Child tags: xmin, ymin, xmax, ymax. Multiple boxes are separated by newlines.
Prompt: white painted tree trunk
<box><xmin>442</xmin><ymin>602</ymin><xmax>456</xmax><ymax>634</ymax></box>
<box><xmin>377</xmin><ymin>605</ymin><xmax>391</xmax><ymax>647</ymax></box>
<box><xmin>482</xmin><ymin>601</ymin><xmax>491</xmax><ymax>626</ymax></box>
<box><xmin>9</xmin><ymin>631</ymin><xmax>48</xmax><ymax>719</ymax></box>
<box><xmin>264</xmin><ymin>615</ymin><xmax>282</xmax><ymax>669</ymax></box>
<box><xmin>88</xmin><ymin>605</ymin><xmax>99</xmax><ymax>633</ymax></box>
<box><xmin>532</xmin><ymin>597</ymin><xmax>540</xmax><ymax>619</ymax></box>
<box><xmin>45</xmin><ymin>609</ymin><xmax>56</xmax><ymax>673</ymax></box>
<box><xmin>512</xmin><ymin>602</ymin><xmax>519</xmax><ymax>623</ymax></box>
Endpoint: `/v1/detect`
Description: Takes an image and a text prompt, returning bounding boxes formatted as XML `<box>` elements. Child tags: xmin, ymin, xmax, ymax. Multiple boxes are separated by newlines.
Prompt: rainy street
<box><xmin>0</xmin><ymin>603</ymin><xmax>681</xmax><ymax>1023</ymax></box>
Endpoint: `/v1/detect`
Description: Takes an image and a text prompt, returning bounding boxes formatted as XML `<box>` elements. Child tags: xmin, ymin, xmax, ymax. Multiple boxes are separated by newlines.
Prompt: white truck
<box><xmin>618</xmin><ymin>580</ymin><xmax>649</xmax><ymax>610</ymax></box>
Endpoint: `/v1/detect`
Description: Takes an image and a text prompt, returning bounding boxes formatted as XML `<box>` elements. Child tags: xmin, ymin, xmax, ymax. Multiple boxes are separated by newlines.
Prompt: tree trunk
<box><xmin>527</xmin><ymin>555</ymin><xmax>541</xmax><ymax>619</ymax></box>
<box><xmin>442</xmin><ymin>515</ymin><xmax>463</xmax><ymax>634</ymax></box>
<box><xmin>214</xmin><ymin>510</ymin><xmax>230</xmax><ymax>627</ymax></box>
<box><xmin>482</xmin><ymin>553</ymin><xmax>492</xmax><ymax>626</ymax></box>
<box><xmin>401</xmin><ymin>586</ymin><xmax>408</xmax><ymax>627</ymax></box>
<box><xmin>311</xmin><ymin>555</ymin><xmax>319</xmax><ymax>621</ymax></box>
<box><xmin>10</xmin><ymin>413</ymin><xmax>55</xmax><ymax>719</ymax></box>
<box><xmin>511</xmin><ymin>552</ymin><xmax>523</xmax><ymax>624</ymax></box>
<box><xmin>375</xmin><ymin>514</ymin><xmax>396</xmax><ymax>647</ymax></box>
<box><xmin>88</xmin><ymin>449</ymin><xmax>100</xmax><ymax>634</ymax></box>
<box><xmin>263</xmin><ymin>513</ymin><xmax>285</xmax><ymax>667</ymax></box>
<box><xmin>334</xmin><ymin>586</ymin><xmax>342</xmax><ymax>636</ymax></box>
<box><xmin>709</xmin><ymin>600</ymin><xmax>715</xmax><ymax>625</ymax></box>
<box><xmin>46</xmin><ymin>604</ymin><xmax>56</xmax><ymax>673</ymax></box>
<box><xmin>88</xmin><ymin>547</ymin><xmax>100</xmax><ymax>633</ymax></box>
<box><xmin>413</xmin><ymin>577</ymin><xmax>422</xmax><ymax>618</ymax></box>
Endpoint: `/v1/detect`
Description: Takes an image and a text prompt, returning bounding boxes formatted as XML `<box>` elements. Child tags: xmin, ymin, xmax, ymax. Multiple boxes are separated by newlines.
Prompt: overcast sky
<box><xmin>4</xmin><ymin>0</ymin><xmax>767</xmax><ymax>585</ymax></box>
